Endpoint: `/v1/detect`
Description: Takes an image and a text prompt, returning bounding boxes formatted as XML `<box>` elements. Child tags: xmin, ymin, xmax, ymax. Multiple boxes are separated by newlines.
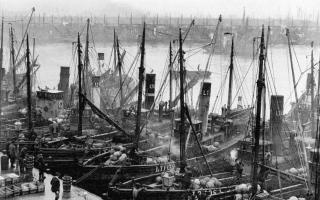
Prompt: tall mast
<box><xmin>0</xmin><ymin>17</ymin><xmax>4</xmax><ymax>132</ymax></box>
<box><xmin>77</xmin><ymin>33</ymin><xmax>83</xmax><ymax>136</ymax></box>
<box><xmin>10</xmin><ymin>26</ymin><xmax>16</xmax><ymax>99</ymax></box>
<box><xmin>227</xmin><ymin>34</ymin><xmax>234</xmax><ymax>115</ymax></box>
<box><xmin>286</xmin><ymin>29</ymin><xmax>299</xmax><ymax>107</ymax></box>
<box><xmin>116</xmin><ymin>37</ymin><xmax>123</xmax><ymax>108</ymax></box>
<box><xmin>134</xmin><ymin>22</ymin><xmax>146</xmax><ymax>151</ymax></box>
<box><xmin>311</xmin><ymin>41</ymin><xmax>315</xmax><ymax>138</ymax></box>
<box><xmin>0</xmin><ymin>17</ymin><xmax>3</xmax><ymax>71</ymax></box>
<box><xmin>26</xmin><ymin>34</ymin><xmax>32</xmax><ymax>132</ymax></box>
<box><xmin>113</xmin><ymin>29</ymin><xmax>117</xmax><ymax>73</ymax></box>
<box><xmin>32</xmin><ymin>38</ymin><xmax>35</xmax><ymax>91</ymax></box>
<box><xmin>252</xmin><ymin>25</ymin><xmax>265</xmax><ymax>195</ymax></box>
<box><xmin>262</xmin><ymin>26</ymin><xmax>271</xmax><ymax>165</ymax></box>
<box><xmin>84</xmin><ymin>19</ymin><xmax>90</xmax><ymax>97</ymax></box>
<box><xmin>169</xmin><ymin>41</ymin><xmax>173</xmax><ymax>110</ymax></box>
<box><xmin>168</xmin><ymin>41</ymin><xmax>174</xmax><ymax>160</ymax></box>
<box><xmin>286</xmin><ymin>28</ymin><xmax>311</xmax><ymax>190</ymax></box>
<box><xmin>315</xmin><ymin>55</ymin><xmax>320</xmax><ymax>200</ymax></box>
<box><xmin>179</xmin><ymin>28</ymin><xmax>186</xmax><ymax>173</ymax></box>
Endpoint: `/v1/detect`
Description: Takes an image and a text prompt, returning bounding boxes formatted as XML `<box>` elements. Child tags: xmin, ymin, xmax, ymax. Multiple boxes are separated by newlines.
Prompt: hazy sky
<box><xmin>0</xmin><ymin>0</ymin><xmax>319</xmax><ymax>19</ymax></box>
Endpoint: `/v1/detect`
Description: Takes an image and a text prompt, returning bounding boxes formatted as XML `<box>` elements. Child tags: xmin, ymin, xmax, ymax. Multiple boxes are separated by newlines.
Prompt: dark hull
<box><xmin>106</xmin><ymin>172</ymin><xmax>244</xmax><ymax>200</ymax></box>
<box><xmin>76</xmin><ymin>162</ymin><xmax>175</xmax><ymax>195</ymax></box>
<box><xmin>39</xmin><ymin>147</ymin><xmax>106</xmax><ymax>176</ymax></box>
<box><xmin>107</xmin><ymin>188</ymin><xmax>236</xmax><ymax>200</ymax></box>
<box><xmin>78</xmin><ymin>162</ymin><xmax>175</xmax><ymax>181</ymax></box>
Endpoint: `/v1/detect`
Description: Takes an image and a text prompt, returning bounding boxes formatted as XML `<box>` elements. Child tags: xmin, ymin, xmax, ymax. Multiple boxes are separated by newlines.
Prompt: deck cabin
<box><xmin>237</xmin><ymin>137</ymin><xmax>273</xmax><ymax>162</ymax></box>
<box><xmin>173</xmin><ymin>118</ymin><xmax>202</xmax><ymax>143</ymax></box>
<box><xmin>309</xmin><ymin>149</ymin><xmax>320</xmax><ymax>184</ymax></box>
<box><xmin>36</xmin><ymin>89</ymin><xmax>64</xmax><ymax>120</ymax></box>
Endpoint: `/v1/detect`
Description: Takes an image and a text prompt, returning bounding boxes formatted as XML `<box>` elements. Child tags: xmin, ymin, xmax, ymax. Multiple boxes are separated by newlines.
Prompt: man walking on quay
<box><xmin>8</xmin><ymin>141</ymin><xmax>16</xmax><ymax>168</ymax></box>
<box><xmin>51</xmin><ymin>172</ymin><xmax>60</xmax><ymax>200</ymax></box>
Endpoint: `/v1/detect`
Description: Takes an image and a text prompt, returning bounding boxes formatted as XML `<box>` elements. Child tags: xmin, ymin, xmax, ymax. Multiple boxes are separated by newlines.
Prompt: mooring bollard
<box><xmin>62</xmin><ymin>175</ymin><xmax>72</xmax><ymax>198</ymax></box>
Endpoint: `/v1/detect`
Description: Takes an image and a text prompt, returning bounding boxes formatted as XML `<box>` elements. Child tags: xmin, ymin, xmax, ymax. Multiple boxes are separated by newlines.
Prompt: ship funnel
<box><xmin>98</xmin><ymin>53</ymin><xmax>104</xmax><ymax>61</ymax></box>
<box><xmin>92</xmin><ymin>76</ymin><xmax>101</xmax><ymax>109</ymax></box>
<box><xmin>145</xmin><ymin>74</ymin><xmax>156</xmax><ymax>110</ymax></box>
<box><xmin>58</xmin><ymin>66</ymin><xmax>70</xmax><ymax>107</ymax></box>
<box><xmin>237</xmin><ymin>96</ymin><xmax>243</xmax><ymax>109</ymax></box>
<box><xmin>270</xmin><ymin>95</ymin><xmax>284</xmax><ymax>155</ymax></box>
<box><xmin>199</xmin><ymin>82</ymin><xmax>211</xmax><ymax>135</ymax></box>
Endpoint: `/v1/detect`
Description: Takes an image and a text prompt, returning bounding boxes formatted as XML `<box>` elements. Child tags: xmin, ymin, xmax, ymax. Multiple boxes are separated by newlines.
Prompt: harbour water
<box><xmin>3</xmin><ymin>42</ymin><xmax>316</xmax><ymax>115</ymax></box>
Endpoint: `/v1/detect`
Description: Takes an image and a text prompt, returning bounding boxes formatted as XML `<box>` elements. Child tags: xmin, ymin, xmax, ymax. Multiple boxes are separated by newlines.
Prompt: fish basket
<box><xmin>6</xmin><ymin>173</ymin><xmax>20</xmax><ymax>184</ymax></box>
<box><xmin>28</xmin><ymin>183</ymin><xmax>37</xmax><ymax>194</ymax></box>
<box><xmin>35</xmin><ymin>181</ymin><xmax>45</xmax><ymax>193</ymax></box>
<box><xmin>0</xmin><ymin>187</ymin><xmax>14</xmax><ymax>198</ymax></box>
<box><xmin>256</xmin><ymin>192</ymin><xmax>269</xmax><ymax>199</ymax></box>
<box><xmin>4</xmin><ymin>177</ymin><xmax>13</xmax><ymax>186</ymax></box>
<box><xmin>21</xmin><ymin>183</ymin><xmax>30</xmax><ymax>195</ymax></box>
<box><xmin>162</xmin><ymin>175</ymin><xmax>174</xmax><ymax>187</ymax></box>
<box><xmin>0</xmin><ymin>176</ymin><xmax>5</xmax><ymax>187</ymax></box>
<box><xmin>10</xmin><ymin>185</ymin><xmax>21</xmax><ymax>196</ymax></box>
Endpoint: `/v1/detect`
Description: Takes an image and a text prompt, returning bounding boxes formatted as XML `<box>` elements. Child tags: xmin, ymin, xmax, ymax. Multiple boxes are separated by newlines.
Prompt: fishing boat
<box><xmin>107</xmin><ymin>24</ymin><xmax>313</xmax><ymax>200</ymax></box>
<box><xmin>107</xmin><ymin>26</ymin><xmax>247</xmax><ymax>200</ymax></box>
<box><xmin>56</xmin><ymin>23</ymin><xmax>176</xmax><ymax>196</ymax></box>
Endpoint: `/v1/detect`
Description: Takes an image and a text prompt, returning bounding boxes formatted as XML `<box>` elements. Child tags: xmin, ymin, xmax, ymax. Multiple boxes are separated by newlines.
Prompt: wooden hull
<box><xmin>78</xmin><ymin>162</ymin><xmax>175</xmax><ymax>182</ymax></box>
<box><xmin>107</xmin><ymin>188</ymin><xmax>236</xmax><ymax>200</ymax></box>
<box><xmin>39</xmin><ymin>147</ymin><xmax>106</xmax><ymax>176</ymax></box>
<box><xmin>106</xmin><ymin>172</ymin><xmax>242</xmax><ymax>200</ymax></box>
<box><xmin>76</xmin><ymin>162</ymin><xmax>175</xmax><ymax>195</ymax></box>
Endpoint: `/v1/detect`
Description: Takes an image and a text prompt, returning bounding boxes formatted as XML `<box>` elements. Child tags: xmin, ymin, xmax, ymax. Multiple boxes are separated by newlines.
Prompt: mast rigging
<box><xmin>179</xmin><ymin>27</ymin><xmax>187</xmax><ymax>173</ymax></box>
<box><xmin>77</xmin><ymin>33</ymin><xmax>83</xmax><ymax>136</ymax></box>
<box><xmin>252</xmin><ymin>25</ymin><xmax>265</xmax><ymax>196</ymax></box>
<box><xmin>26</xmin><ymin>34</ymin><xmax>32</xmax><ymax>132</ymax></box>
<box><xmin>133</xmin><ymin>22</ymin><xmax>146</xmax><ymax>151</ymax></box>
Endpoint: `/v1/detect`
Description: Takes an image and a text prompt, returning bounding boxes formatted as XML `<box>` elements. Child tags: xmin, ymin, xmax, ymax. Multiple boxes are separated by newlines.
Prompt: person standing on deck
<box><xmin>8</xmin><ymin>141</ymin><xmax>17</xmax><ymax>168</ymax></box>
<box><xmin>36</xmin><ymin>154</ymin><xmax>45</xmax><ymax>182</ymax></box>
<box><xmin>19</xmin><ymin>147</ymin><xmax>28</xmax><ymax>173</ymax></box>
<box><xmin>235</xmin><ymin>158</ymin><xmax>244</xmax><ymax>183</ymax></box>
<box><xmin>51</xmin><ymin>172</ymin><xmax>60</xmax><ymax>200</ymax></box>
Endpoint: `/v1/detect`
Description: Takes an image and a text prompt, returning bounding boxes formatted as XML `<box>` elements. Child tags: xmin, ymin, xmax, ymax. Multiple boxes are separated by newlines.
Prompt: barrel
<box><xmin>25</xmin><ymin>156</ymin><xmax>34</xmax><ymax>172</ymax></box>
<box><xmin>1</xmin><ymin>155</ymin><xmax>8</xmax><ymax>171</ymax></box>
<box><xmin>62</xmin><ymin>176</ymin><xmax>72</xmax><ymax>193</ymax></box>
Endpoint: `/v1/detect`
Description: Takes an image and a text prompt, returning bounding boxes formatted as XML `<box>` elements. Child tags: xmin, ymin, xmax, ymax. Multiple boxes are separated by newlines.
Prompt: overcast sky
<box><xmin>0</xmin><ymin>0</ymin><xmax>319</xmax><ymax>19</ymax></box>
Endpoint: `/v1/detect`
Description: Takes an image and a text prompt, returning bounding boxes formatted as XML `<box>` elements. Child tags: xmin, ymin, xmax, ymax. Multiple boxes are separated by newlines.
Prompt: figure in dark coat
<box><xmin>51</xmin><ymin>173</ymin><xmax>60</xmax><ymax>200</ymax></box>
